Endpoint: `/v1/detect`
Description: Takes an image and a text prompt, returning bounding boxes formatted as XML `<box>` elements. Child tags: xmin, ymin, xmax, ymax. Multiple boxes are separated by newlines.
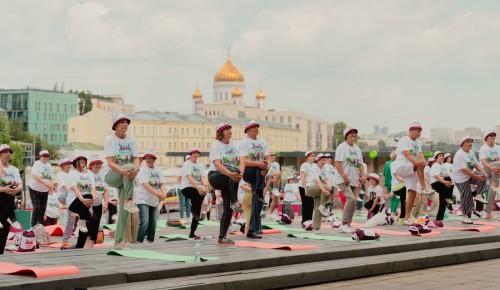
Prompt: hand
<box><xmin>474</xmin><ymin>174</ymin><xmax>485</xmax><ymax>182</ymax></box>
<box><xmin>230</xmin><ymin>172</ymin><xmax>242</xmax><ymax>183</ymax></box>
<box><xmin>196</xmin><ymin>186</ymin><xmax>205</xmax><ymax>196</ymax></box>
<box><xmin>342</xmin><ymin>175</ymin><xmax>349</xmax><ymax>184</ymax></box>
<box><xmin>445</xmin><ymin>181</ymin><xmax>453</xmax><ymax>188</ymax></box>
<box><xmin>123</xmin><ymin>169</ymin><xmax>136</xmax><ymax>180</ymax></box>
<box><xmin>160</xmin><ymin>193</ymin><xmax>166</xmax><ymax>200</ymax></box>
<box><xmin>81</xmin><ymin>198</ymin><xmax>93</xmax><ymax>207</ymax></box>
<box><xmin>416</xmin><ymin>159</ymin><xmax>427</xmax><ymax>167</ymax></box>
<box><xmin>102</xmin><ymin>205</ymin><xmax>108</xmax><ymax>214</ymax></box>
<box><xmin>111</xmin><ymin>200</ymin><xmax>118</xmax><ymax>206</ymax></box>
<box><xmin>259</xmin><ymin>161</ymin><xmax>269</xmax><ymax>171</ymax></box>
<box><xmin>5</xmin><ymin>187</ymin><xmax>16</xmax><ymax>196</ymax></box>
<box><xmin>44</xmin><ymin>215</ymin><xmax>47</xmax><ymax>221</ymax></box>
<box><xmin>360</xmin><ymin>176</ymin><xmax>367</xmax><ymax>184</ymax></box>
<box><xmin>322</xmin><ymin>190</ymin><xmax>330</xmax><ymax>196</ymax></box>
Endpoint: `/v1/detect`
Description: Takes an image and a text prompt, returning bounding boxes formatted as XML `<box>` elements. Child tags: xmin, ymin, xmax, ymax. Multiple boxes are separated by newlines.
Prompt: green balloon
<box><xmin>369</xmin><ymin>150</ymin><xmax>377</xmax><ymax>159</ymax></box>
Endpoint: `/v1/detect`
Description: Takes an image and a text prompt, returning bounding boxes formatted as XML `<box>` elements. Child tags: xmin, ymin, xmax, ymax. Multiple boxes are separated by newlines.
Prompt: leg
<box><xmin>405</xmin><ymin>190</ymin><xmax>417</xmax><ymax>221</ymax></box>
<box><xmin>338</xmin><ymin>184</ymin><xmax>356</xmax><ymax>225</ymax></box>
<box><xmin>114</xmin><ymin>187</ymin><xmax>130</xmax><ymax>243</ymax></box>
<box><xmin>136</xmin><ymin>204</ymin><xmax>149</xmax><ymax>243</ymax></box>
<box><xmin>429</xmin><ymin>192</ymin><xmax>439</xmax><ymax>217</ymax></box>
<box><xmin>415</xmin><ymin>163</ymin><xmax>427</xmax><ymax>189</ymax></box>
<box><xmin>242</xmin><ymin>192</ymin><xmax>253</xmax><ymax>235</ymax></box>
<box><xmin>456</xmin><ymin>180</ymin><xmax>475</xmax><ymax>217</ymax></box>
<box><xmin>178</xmin><ymin>189</ymin><xmax>186</xmax><ymax>220</ymax></box>
<box><xmin>90</xmin><ymin>205</ymin><xmax>103</xmax><ymax>242</ymax></box>
<box><xmin>390</xmin><ymin>194</ymin><xmax>399</xmax><ymax>214</ymax></box>
<box><xmin>107</xmin><ymin>203</ymin><xmax>117</xmax><ymax>224</ymax></box>
<box><xmin>147</xmin><ymin>205</ymin><xmax>158</xmax><ymax>242</ymax></box>
<box><xmin>299</xmin><ymin>187</ymin><xmax>307</xmax><ymax>223</ymax></box>
<box><xmin>219</xmin><ymin>188</ymin><xmax>234</xmax><ymax>238</ymax></box>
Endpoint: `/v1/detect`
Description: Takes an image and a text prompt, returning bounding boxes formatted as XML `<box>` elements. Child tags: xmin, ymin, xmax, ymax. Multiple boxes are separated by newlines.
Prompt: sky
<box><xmin>1</xmin><ymin>0</ymin><xmax>500</xmax><ymax>137</ymax></box>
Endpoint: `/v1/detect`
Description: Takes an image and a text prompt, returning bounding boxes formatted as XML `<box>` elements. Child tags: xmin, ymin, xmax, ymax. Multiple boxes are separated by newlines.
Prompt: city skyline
<box><xmin>1</xmin><ymin>1</ymin><xmax>500</xmax><ymax>136</ymax></box>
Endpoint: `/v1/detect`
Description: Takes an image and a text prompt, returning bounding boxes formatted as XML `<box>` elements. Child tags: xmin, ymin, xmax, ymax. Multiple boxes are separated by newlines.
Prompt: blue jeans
<box><xmin>178</xmin><ymin>188</ymin><xmax>191</xmax><ymax>219</ymax></box>
<box><xmin>137</xmin><ymin>204</ymin><xmax>158</xmax><ymax>243</ymax></box>
<box><xmin>244</xmin><ymin>167</ymin><xmax>266</xmax><ymax>234</ymax></box>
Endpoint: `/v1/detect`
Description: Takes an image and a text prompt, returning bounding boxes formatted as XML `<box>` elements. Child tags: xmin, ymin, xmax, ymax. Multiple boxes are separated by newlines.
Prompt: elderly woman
<box><xmin>0</xmin><ymin>144</ymin><xmax>23</xmax><ymax>254</ymax></box>
<box><xmin>306</xmin><ymin>153</ymin><xmax>333</xmax><ymax>230</ymax></box>
<box><xmin>451</xmin><ymin>137</ymin><xmax>488</xmax><ymax>224</ymax></box>
<box><xmin>29</xmin><ymin>149</ymin><xmax>54</xmax><ymax>227</ymax></box>
<box><xmin>67</xmin><ymin>156</ymin><xmax>96</xmax><ymax>248</ymax></box>
<box><xmin>299</xmin><ymin>151</ymin><xmax>316</xmax><ymax>225</ymax></box>
<box><xmin>334</xmin><ymin>127</ymin><xmax>366</xmax><ymax>233</ymax></box>
<box><xmin>104</xmin><ymin>113</ymin><xmax>140</xmax><ymax>250</ymax></box>
<box><xmin>208</xmin><ymin>122</ymin><xmax>242</xmax><ymax>244</ymax></box>
<box><xmin>479</xmin><ymin>131</ymin><xmax>500</xmax><ymax>219</ymax></box>
<box><xmin>431</xmin><ymin>151</ymin><xmax>454</xmax><ymax>222</ymax></box>
<box><xmin>180</xmin><ymin>147</ymin><xmax>208</xmax><ymax>239</ymax></box>
<box><xmin>136</xmin><ymin>151</ymin><xmax>166</xmax><ymax>243</ymax></box>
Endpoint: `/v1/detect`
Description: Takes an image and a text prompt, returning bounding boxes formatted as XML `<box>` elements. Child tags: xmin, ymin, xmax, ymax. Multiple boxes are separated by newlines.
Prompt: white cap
<box><xmin>89</xmin><ymin>155</ymin><xmax>103</xmax><ymax>165</ymax></box>
<box><xmin>433</xmin><ymin>151</ymin><xmax>442</xmax><ymax>159</ymax></box>
<box><xmin>215</xmin><ymin>122</ymin><xmax>231</xmax><ymax>134</ymax></box>
<box><xmin>428</xmin><ymin>157</ymin><xmax>435</xmax><ymax>163</ymax></box>
<box><xmin>305</xmin><ymin>150</ymin><xmax>313</xmax><ymax>157</ymax></box>
<box><xmin>343</xmin><ymin>127</ymin><xmax>358</xmax><ymax>139</ymax></box>
<box><xmin>143</xmin><ymin>150</ymin><xmax>157</xmax><ymax>159</ymax></box>
<box><xmin>315</xmin><ymin>153</ymin><xmax>325</xmax><ymax>161</ymax></box>
<box><xmin>189</xmin><ymin>147</ymin><xmax>200</xmax><ymax>155</ymax></box>
<box><xmin>243</xmin><ymin>119</ymin><xmax>259</xmax><ymax>133</ymax></box>
<box><xmin>409</xmin><ymin>122</ymin><xmax>422</xmax><ymax>131</ymax></box>
<box><xmin>184</xmin><ymin>155</ymin><xmax>191</xmax><ymax>161</ymax></box>
<box><xmin>0</xmin><ymin>144</ymin><xmax>12</xmax><ymax>154</ymax></box>
<box><xmin>111</xmin><ymin>113</ymin><xmax>131</xmax><ymax>130</ymax></box>
<box><xmin>58</xmin><ymin>158</ymin><xmax>72</xmax><ymax>167</ymax></box>
<box><xmin>484</xmin><ymin>130</ymin><xmax>496</xmax><ymax>141</ymax></box>
<box><xmin>367</xmin><ymin>173</ymin><xmax>380</xmax><ymax>182</ymax></box>
<box><xmin>39</xmin><ymin>150</ymin><xmax>50</xmax><ymax>157</ymax></box>
<box><xmin>444</xmin><ymin>153</ymin><xmax>451</xmax><ymax>159</ymax></box>
<box><xmin>460</xmin><ymin>136</ymin><xmax>473</xmax><ymax>146</ymax></box>
<box><xmin>287</xmin><ymin>176</ymin><xmax>294</xmax><ymax>180</ymax></box>
<box><xmin>324</xmin><ymin>153</ymin><xmax>331</xmax><ymax>157</ymax></box>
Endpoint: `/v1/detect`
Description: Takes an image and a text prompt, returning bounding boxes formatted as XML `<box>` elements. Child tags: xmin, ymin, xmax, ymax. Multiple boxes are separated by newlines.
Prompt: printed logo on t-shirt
<box><xmin>220</xmin><ymin>145</ymin><xmax>240</xmax><ymax>168</ymax></box>
<box><xmin>409</xmin><ymin>143</ymin><xmax>420</xmax><ymax>159</ymax></box>
<box><xmin>148</xmin><ymin>171</ymin><xmax>161</xmax><ymax>189</ymax></box>
<box><xmin>114</xmin><ymin>142</ymin><xmax>135</xmax><ymax>165</ymax></box>
<box><xmin>191</xmin><ymin>165</ymin><xmax>202</xmax><ymax>183</ymax></box>
<box><xmin>248</xmin><ymin>141</ymin><xmax>265</xmax><ymax>161</ymax></box>
<box><xmin>0</xmin><ymin>172</ymin><xmax>18</xmax><ymax>187</ymax></box>
<box><xmin>41</xmin><ymin>169</ymin><xmax>51</xmax><ymax>180</ymax></box>
<box><xmin>76</xmin><ymin>175</ymin><xmax>92</xmax><ymax>193</ymax></box>
<box><xmin>345</xmin><ymin>148</ymin><xmax>361</xmax><ymax>168</ymax></box>
<box><xmin>94</xmin><ymin>175</ymin><xmax>105</xmax><ymax>192</ymax></box>
<box><xmin>465</xmin><ymin>154</ymin><xmax>477</xmax><ymax>171</ymax></box>
<box><xmin>487</xmin><ymin>149</ymin><xmax>499</xmax><ymax>163</ymax></box>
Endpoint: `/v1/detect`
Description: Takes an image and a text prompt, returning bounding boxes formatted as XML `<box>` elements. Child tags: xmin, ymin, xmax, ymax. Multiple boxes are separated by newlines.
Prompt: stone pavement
<box><xmin>293</xmin><ymin>258</ymin><xmax>500</xmax><ymax>290</ymax></box>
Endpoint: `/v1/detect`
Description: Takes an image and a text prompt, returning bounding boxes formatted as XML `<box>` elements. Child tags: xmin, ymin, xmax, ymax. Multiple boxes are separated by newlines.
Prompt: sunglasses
<box><xmin>269</xmin><ymin>154</ymin><xmax>276</xmax><ymax>157</ymax></box>
<box><xmin>326</xmin><ymin>156</ymin><xmax>332</xmax><ymax>159</ymax></box>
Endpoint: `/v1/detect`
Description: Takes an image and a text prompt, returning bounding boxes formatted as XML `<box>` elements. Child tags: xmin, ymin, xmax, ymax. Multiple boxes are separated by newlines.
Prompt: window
<box><xmin>146</xmin><ymin>141</ymin><xmax>150</xmax><ymax>149</ymax></box>
<box><xmin>280</xmin><ymin>116</ymin><xmax>284</xmax><ymax>123</ymax></box>
<box><xmin>56</xmin><ymin>104</ymin><xmax>60</xmax><ymax>112</ymax></box>
<box><xmin>146</xmin><ymin>127</ymin><xmax>150</xmax><ymax>135</ymax></box>
<box><xmin>207</xmin><ymin>142</ymin><xmax>210</xmax><ymax>149</ymax></box>
<box><xmin>207</xmin><ymin>128</ymin><xmax>211</xmax><ymax>135</ymax></box>
<box><xmin>168</xmin><ymin>142</ymin><xmax>171</xmax><ymax>149</ymax></box>
<box><xmin>141</xmin><ymin>142</ymin><xmax>144</xmax><ymax>148</ymax></box>
<box><xmin>141</xmin><ymin>127</ymin><xmax>144</xmax><ymax>135</ymax></box>
<box><xmin>64</xmin><ymin>104</ymin><xmax>67</xmax><ymax>112</ymax></box>
<box><xmin>272</xmin><ymin>116</ymin><xmax>276</xmax><ymax>122</ymax></box>
<box><xmin>49</xmin><ymin>103</ymin><xmax>52</xmax><ymax>112</ymax></box>
<box><xmin>169</xmin><ymin>128</ymin><xmax>172</xmax><ymax>134</ymax></box>
<box><xmin>153</xmin><ymin>142</ymin><xmax>157</xmax><ymax>149</ymax></box>
<box><xmin>153</xmin><ymin>127</ymin><xmax>157</xmax><ymax>135</ymax></box>
<box><xmin>160</xmin><ymin>127</ymin><xmax>163</xmax><ymax>136</ymax></box>
<box><xmin>288</xmin><ymin>116</ymin><xmax>292</xmax><ymax>123</ymax></box>
<box><xmin>159</xmin><ymin>142</ymin><xmax>163</xmax><ymax>149</ymax></box>
<box><xmin>186</xmin><ymin>128</ymin><xmax>189</xmax><ymax>134</ymax></box>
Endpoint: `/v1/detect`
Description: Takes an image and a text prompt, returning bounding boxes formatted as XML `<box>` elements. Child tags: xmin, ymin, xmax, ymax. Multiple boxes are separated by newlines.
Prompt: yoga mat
<box><xmin>261</xmin><ymin>224</ymin><xmax>303</xmax><ymax>232</ymax></box>
<box><xmin>103</xmin><ymin>229</ymin><xmax>111</xmax><ymax>236</ymax></box>
<box><xmin>12</xmin><ymin>249</ymin><xmax>53</xmax><ymax>254</ymax></box>
<box><xmin>287</xmin><ymin>233</ymin><xmax>379</xmax><ymax>243</ymax></box>
<box><xmin>231</xmin><ymin>240</ymin><xmax>317</xmax><ymax>251</ymax></box>
<box><xmin>474</xmin><ymin>220</ymin><xmax>500</xmax><ymax>227</ymax></box>
<box><xmin>44</xmin><ymin>225</ymin><xmax>64</xmax><ymax>236</ymax></box>
<box><xmin>42</xmin><ymin>243</ymin><xmax>111</xmax><ymax>249</ymax></box>
<box><xmin>107</xmin><ymin>249</ymin><xmax>218</xmax><ymax>263</ymax></box>
<box><xmin>0</xmin><ymin>262</ymin><xmax>80</xmax><ymax>278</ymax></box>
<box><xmin>103</xmin><ymin>224</ymin><xmax>117</xmax><ymax>231</ymax></box>
<box><xmin>369</xmin><ymin>228</ymin><xmax>442</xmax><ymax>237</ymax></box>
<box><xmin>442</xmin><ymin>226</ymin><xmax>496</xmax><ymax>232</ymax></box>
<box><xmin>160</xmin><ymin>234</ymin><xmax>190</xmax><ymax>239</ymax></box>
<box><xmin>229</xmin><ymin>229</ymin><xmax>282</xmax><ymax>236</ymax></box>
<box><xmin>200</xmin><ymin>220</ymin><xmax>220</xmax><ymax>226</ymax></box>
<box><xmin>42</xmin><ymin>243</ymin><xmax>65</xmax><ymax>248</ymax></box>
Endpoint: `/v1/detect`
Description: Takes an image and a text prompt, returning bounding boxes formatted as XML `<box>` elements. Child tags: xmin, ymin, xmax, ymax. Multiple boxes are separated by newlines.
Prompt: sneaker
<box><xmin>5</xmin><ymin>244</ymin><xmax>17</xmax><ymax>251</ymax></box>
<box><xmin>77</xmin><ymin>219</ymin><xmax>88</xmax><ymax>233</ymax></box>
<box><xmin>486</xmin><ymin>213</ymin><xmax>496</xmax><ymax>220</ymax></box>
<box><xmin>355</xmin><ymin>210</ymin><xmax>363</xmax><ymax>215</ymax></box>
<box><xmin>421</xmin><ymin>188</ymin><xmax>434</xmax><ymax>195</ymax></box>
<box><xmin>462</xmin><ymin>218</ymin><xmax>473</xmax><ymax>224</ymax></box>
<box><xmin>218</xmin><ymin>237</ymin><xmax>235</xmax><ymax>244</ymax></box>
<box><xmin>403</xmin><ymin>219</ymin><xmax>413</xmax><ymax>226</ymax></box>
<box><xmin>111</xmin><ymin>214</ymin><xmax>118</xmax><ymax>221</ymax></box>
<box><xmin>230</xmin><ymin>201</ymin><xmax>243</xmax><ymax>213</ymax></box>
<box><xmin>62</xmin><ymin>241</ymin><xmax>73</xmax><ymax>248</ymax></box>
<box><xmin>473</xmin><ymin>195</ymin><xmax>488</xmax><ymax>204</ymax></box>
<box><xmin>356</xmin><ymin>197</ymin><xmax>363</xmax><ymax>202</ymax></box>
<box><xmin>473</xmin><ymin>211</ymin><xmax>484</xmax><ymax>218</ymax></box>
<box><xmin>445</xmin><ymin>198</ymin><xmax>453</xmax><ymax>205</ymax></box>
<box><xmin>339</xmin><ymin>224</ymin><xmax>355</xmax><ymax>233</ymax></box>
<box><xmin>113</xmin><ymin>242</ymin><xmax>130</xmax><ymax>250</ymax></box>
<box><xmin>318</xmin><ymin>205</ymin><xmax>329</xmax><ymax>217</ymax></box>
<box><xmin>124</xmin><ymin>200</ymin><xmax>140</xmax><ymax>213</ymax></box>
<box><xmin>0</xmin><ymin>222</ymin><xmax>3</xmax><ymax>229</ymax></box>
<box><xmin>8</xmin><ymin>219</ymin><xmax>22</xmax><ymax>230</ymax></box>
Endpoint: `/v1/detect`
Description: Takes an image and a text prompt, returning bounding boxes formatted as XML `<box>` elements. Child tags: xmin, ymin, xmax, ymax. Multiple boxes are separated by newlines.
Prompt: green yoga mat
<box><xmin>107</xmin><ymin>249</ymin><xmax>218</xmax><ymax>263</ymax></box>
<box><xmin>159</xmin><ymin>234</ymin><xmax>190</xmax><ymax>239</ymax></box>
<box><xmin>103</xmin><ymin>224</ymin><xmax>117</xmax><ymax>231</ymax></box>
<box><xmin>261</xmin><ymin>224</ymin><xmax>303</xmax><ymax>232</ymax></box>
<box><xmin>199</xmin><ymin>220</ymin><xmax>220</xmax><ymax>226</ymax></box>
<box><xmin>287</xmin><ymin>233</ymin><xmax>380</xmax><ymax>243</ymax></box>
<box><xmin>104</xmin><ymin>221</ymin><xmax>169</xmax><ymax>231</ymax></box>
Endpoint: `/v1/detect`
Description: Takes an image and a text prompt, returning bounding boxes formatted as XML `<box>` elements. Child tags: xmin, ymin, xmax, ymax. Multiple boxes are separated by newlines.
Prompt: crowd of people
<box><xmin>1</xmin><ymin>115</ymin><xmax>499</xmax><ymax>253</ymax></box>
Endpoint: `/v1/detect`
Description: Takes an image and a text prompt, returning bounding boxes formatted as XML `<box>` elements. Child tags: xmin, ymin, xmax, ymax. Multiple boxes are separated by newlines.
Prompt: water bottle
<box><xmin>194</xmin><ymin>240</ymin><xmax>201</xmax><ymax>262</ymax></box>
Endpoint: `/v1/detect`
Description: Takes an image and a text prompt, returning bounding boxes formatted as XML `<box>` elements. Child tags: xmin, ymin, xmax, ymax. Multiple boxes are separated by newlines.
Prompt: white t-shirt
<box><xmin>324</xmin><ymin>164</ymin><xmax>335</xmax><ymax>184</ymax></box>
<box><xmin>283</xmin><ymin>183</ymin><xmax>299</xmax><ymax>203</ymax></box>
<box><xmin>92</xmin><ymin>171</ymin><xmax>108</xmax><ymax>206</ymax></box>
<box><xmin>1</xmin><ymin>165</ymin><xmax>22</xmax><ymax>189</ymax></box>
<box><xmin>66</xmin><ymin>170</ymin><xmax>95</xmax><ymax>207</ymax></box>
<box><xmin>237</xmin><ymin>180</ymin><xmax>250</xmax><ymax>203</ymax></box>
<box><xmin>45</xmin><ymin>194</ymin><xmax>60</xmax><ymax>219</ymax></box>
<box><xmin>103</xmin><ymin>134</ymin><xmax>139</xmax><ymax>166</ymax></box>
<box><xmin>334</xmin><ymin>142</ymin><xmax>363</xmax><ymax>186</ymax></box>
<box><xmin>451</xmin><ymin>149</ymin><xmax>479</xmax><ymax>184</ymax></box>
<box><xmin>396</xmin><ymin>136</ymin><xmax>422</xmax><ymax>162</ymax></box>
<box><xmin>238</xmin><ymin>137</ymin><xmax>269</xmax><ymax>162</ymax></box>
<box><xmin>108</xmin><ymin>187</ymin><xmax>118</xmax><ymax>201</ymax></box>
<box><xmin>29</xmin><ymin>160</ymin><xmax>53</xmax><ymax>192</ymax></box>
<box><xmin>479</xmin><ymin>144</ymin><xmax>500</xmax><ymax>164</ymax></box>
<box><xmin>444</xmin><ymin>162</ymin><xmax>453</xmax><ymax>175</ymax></box>
<box><xmin>268</xmin><ymin>162</ymin><xmax>280</xmax><ymax>176</ymax></box>
<box><xmin>56</xmin><ymin>171</ymin><xmax>72</xmax><ymax>197</ymax></box>
<box><xmin>180</xmin><ymin>160</ymin><xmax>205</xmax><ymax>190</ymax></box>
<box><xmin>367</xmin><ymin>185</ymin><xmax>384</xmax><ymax>205</ymax></box>
<box><xmin>208</xmin><ymin>140</ymin><xmax>240</xmax><ymax>172</ymax></box>
<box><xmin>300</xmin><ymin>162</ymin><xmax>319</xmax><ymax>187</ymax></box>
<box><xmin>430</xmin><ymin>163</ymin><xmax>449</xmax><ymax>184</ymax></box>
<box><xmin>135</xmin><ymin>166</ymin><xmax>165</xmax><ymax>207</ymax></box>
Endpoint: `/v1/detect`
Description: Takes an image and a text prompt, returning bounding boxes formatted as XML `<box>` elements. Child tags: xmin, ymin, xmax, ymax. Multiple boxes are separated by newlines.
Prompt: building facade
<box><xmin>91</xmin><ymin>95</ymin><xmax>135</xmax><ymax>114</ymax></box>
<box><xmin>0</xmin><ymin>89</ymin><xmax>78</xmax><ymax>146</ymax></box>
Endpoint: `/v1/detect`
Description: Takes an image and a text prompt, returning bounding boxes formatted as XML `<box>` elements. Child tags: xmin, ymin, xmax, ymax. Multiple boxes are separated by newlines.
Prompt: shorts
<box><xmin>391</xmin><ymin>160</ymin><xmax>418</xmax><ymax>192</ymax></box>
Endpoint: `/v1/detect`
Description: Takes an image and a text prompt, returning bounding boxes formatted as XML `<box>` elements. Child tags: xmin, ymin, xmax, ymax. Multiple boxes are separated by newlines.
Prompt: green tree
<box><xmin>0</xmin><ymin>115</ymin><xmax>24</xmax><ymax>168</ymax></box>
<box><xmin>0</xmin><ymin>114</ymin><xmax>11</xmax><ymax>144</ymax></box>
<box><xmin>377</xmin><ymin>139</ymin><xmax>386</xmax><ymax>147</ymax></box>
<box><xmin>332</xmin><ymin>122</ymin><xmax>347</xmax><ymax>148</ymax></box>
<box><xmin>8</xmin><ymin>118</ymin><xmax>60</xmax><ymax>161</ymax></box>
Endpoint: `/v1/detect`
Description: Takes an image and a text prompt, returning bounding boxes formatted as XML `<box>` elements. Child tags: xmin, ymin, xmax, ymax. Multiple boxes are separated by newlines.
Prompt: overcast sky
<box><xmin>1</xmin><ymin>0</ymin><xmax>500</xmax><ymax>136</ymax></box>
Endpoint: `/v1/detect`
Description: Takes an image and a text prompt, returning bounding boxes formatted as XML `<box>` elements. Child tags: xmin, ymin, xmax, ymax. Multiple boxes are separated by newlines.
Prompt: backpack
<box><xmin>351</xmin><ymin>229</ymin><xmax>381</xmax><ymax>242</ymax></box>
<box><xmin>16</xmin><ymin>230</ymin><xmax>37</xmax><ymax>252</ymax></box>
<box><xmin>282</xmin><ymin>201</ymin><xmax>295</xmax><ymax>220</ymax></box>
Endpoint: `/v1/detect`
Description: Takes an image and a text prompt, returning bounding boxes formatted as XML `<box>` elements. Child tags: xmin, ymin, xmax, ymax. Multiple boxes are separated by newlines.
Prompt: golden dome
<box><xmin>192</xmin><ymin>88</ymin><xmax>202</xmax><ymax>99</ymax></box>
<box><xmin>256</xmin><ymin>88</ymin><xmax>265</xmax><ymax>100</ymax></box>
<box><xmin>214</xmin><ymin>58</ymin><xmax>244</xmax><ymax>82</ymax></box>
<box><xmin>232</xmin><ymin>87</ymin><xmax>242</xmax><ymax>97</ymax></box>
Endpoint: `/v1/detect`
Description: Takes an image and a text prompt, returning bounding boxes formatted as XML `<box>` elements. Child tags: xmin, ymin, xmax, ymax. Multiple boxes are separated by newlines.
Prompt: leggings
<box><xmin>69</xmin><ymin>194</ymin><xmax>97</xmax><ymax>249</ymax></box>
<box><xmin>0</xmin><ymin>192</ymin><xmax>14</xmax><ymax>254</ymax></box>
<box><xmin>181</xmin><ymin>187</ymin><xmax>205</xmax><ymax>236</ymax></box>
<box><xmin>76</xmin><ymin>204</ymin><xmax>102</xmax><ymax>248</ymax></box>
<box><xmin>29</xmin><ymin>187</ymin><xmax>49</xmax><ymax>227</ymax></box>
<box><xmin>299</xmin><ymin>186</ymin><xmax>314</xmax><ymax>223</ymax></box>
<box><xmin>107</xmin><ymin>202</ymin><xmax>117</xmax><ymax>224</ymax></box>
<box><xmin>432</xmin><ymin>178</ymin><xmax>454</xmax><ymax>221</ymax></box>
<box><xmin>208</xmin><ymin>171</ymin><xmax>237</xmax><ymax>239</ymax></box>
<box><xmin>455</xmin><ymin>173</ymin><xmax>487</xmax><ymax>217</ymax></box>
<box><xmin>393</xmin><ymin>186</ymin><xmax>407</xmax><ymax>219</ymax></box>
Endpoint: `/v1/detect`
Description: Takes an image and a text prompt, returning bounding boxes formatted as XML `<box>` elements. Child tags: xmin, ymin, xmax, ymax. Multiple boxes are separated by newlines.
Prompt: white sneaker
<box><xmin>356</xmin><ymin>197</ymin><xmax>363</xmax><ymax>202</ymax></box>
<box><xmin>9</xmin><ymin>221</ymin><xmax>22</xmax><ymax>230</ymax></box>
<box><xmin>78</xmin><ymin>219</ymin><xmax>88</xmax><ymax>233</ymax></box>
<box><xmin>124</xmin><ymin>200</ymin><xmax>140</xmax><ymax>213</ymax></box>
<box><xmin>0</xmin><ymin>222</ymin><xmax>3</xmax><ymax>229</ymax></box>
<box><xmin>462</xmin><ymin>218</ymin><xmax>473</xmax><ymax>224</ymax></box>
<box><xmin>421</xmin><ymin>188</ymin><xmax>434</xmax><ymax>195</ymax></box>
<box><xmin>339</xmin><ymin>224</ymin><xmax>355</xmax><ymax>233</ymax></box>
<box><xmin>473</xmin><ymin>195</ymin><xmax>488</xmax><ymax>204</ymax></box>
<box><xmin>403</xmin><ymin>219</ymin><xmax>413</xmax><ymax>226</ymax></box>
<box><xmin>111</xmin><ymin>214</ymin><xmax>118</xmax><ymax>221</ymax></box>
<box><xmin>347</xmin><ymin>226</ymin><xmax>356</xmax><ymax>232</ymax></box>
<box><xmin>5</xmin><ymin>244</ymin><xmax>17</xmax><ymax>251</ymax></box>
<box><xmin>318</xmin><ymin>205</ymin><xmax>329</xmax><ymax>217</ymax></box>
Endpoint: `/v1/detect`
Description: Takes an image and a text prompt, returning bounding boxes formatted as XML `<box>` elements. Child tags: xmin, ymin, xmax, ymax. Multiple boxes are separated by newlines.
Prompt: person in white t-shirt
<box><xmin>365</xmin><ymin>173</ymin><xmax>385</xmax><ymax>219</ymax></box>
<box><xmin>413</xmin><ymin>158</ymin><xmax>439</xmax><ymax>218</ymax></box>
<box><xmin>430</xmin><ymin>151</ymin><xmax>454</xmax><ymax>222</ymax></box>
<box><xmin>103</xmin><ymin>114</ymin><xmax>140</xmax><ymax>250</ymax></box>
<box><xmin>29</xmin><ymin>149</ymin><xmax>55</xmax><ymax>227</ymax></box>
<box><xmin>136</xmin><ymin>151</ymin><xmax>166</xmax><ymax>243</ymax></box>
<box><xmin>451</xmin><ymin>137</ymin><xmax>488</xmax><ymax>224</ymax></box>
<box><xmin>239</xmin><ymin>120</ymin><xmax>270</xmax><ymax>239</ymax></box>
<box><xmin>479</xmin><ymin>131</ymin><xmax>500</xmax><ymax>219</ymax></box>
<box><xmin>264</xmin><ymin>151</ymin><xmax>281</xmax><ymax>220</ymax></box>
<box><xmin>44</xmin><ymin>193</ymin><xmax>60</xmax><ymax>226</ymax></box>
<box><xmin>390</xmin><ymin>122</ymin><xmax>433</xmax><ymax>225</ymax></box>
<box><xmin>283</xmin><ymin>176</ymin><xmax>301</xmax><ymax>204</ymax></box>
<box><xmin>334</xmin><ymin>127</ymin><xmax>366</xmax><ymax>233</ymax></box>
<box><xmin>177</xmin><ymin>155</ymin><xmax>192</xmax><ymax>224</ymax></box>
<box><xmin>180</xmin><ymin>147</ymin><xmax>208</xmax><ymax>239</ymax></box>
<box><xmin>305</xmin><ymin>153</ymin><xmax>333</xmax><ymax>230</ymax></box>
<box><xmin>299</xmin><ymin>151</ymin><xmax>316</xmax><ymax>224</ymax></box>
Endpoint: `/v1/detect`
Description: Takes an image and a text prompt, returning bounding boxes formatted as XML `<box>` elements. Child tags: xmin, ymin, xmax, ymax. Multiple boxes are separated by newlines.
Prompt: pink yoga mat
<box><xmin>44</xmin><ymin>225</ymin><xmax>64</xmax><ymax>236</ymax></box>
<box><xmin>442</xmin><ymin>226</ymin><xmax>496</xmax><ymax>232</ymax></box>
<box><xmin>232</xmin><ymin>240</ymin><xmax>317</xmax><ymax>251</ymax></box>
<box><xmin>369</xmin><ymin>228</ymin><xmax>442</xmax><ymax>237</ymax></box>
<box><xmin>0</xmin><ymin>262</ymin><xmax>80</xmax><ymax>278</ymax></box>
<box><xmin>12</xmin><ymin>249</ymin><xmax>53</xmax><ymax>254</ymax></box>
<box><xmin>473</xmin><ymin>220</ymin><xmax>500</xmax><ymax>227</ymax></box>
<box><xmin>230</xmin><ymin>229</ymin><xmax>282</xmax><ymax>235</ymax></box>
